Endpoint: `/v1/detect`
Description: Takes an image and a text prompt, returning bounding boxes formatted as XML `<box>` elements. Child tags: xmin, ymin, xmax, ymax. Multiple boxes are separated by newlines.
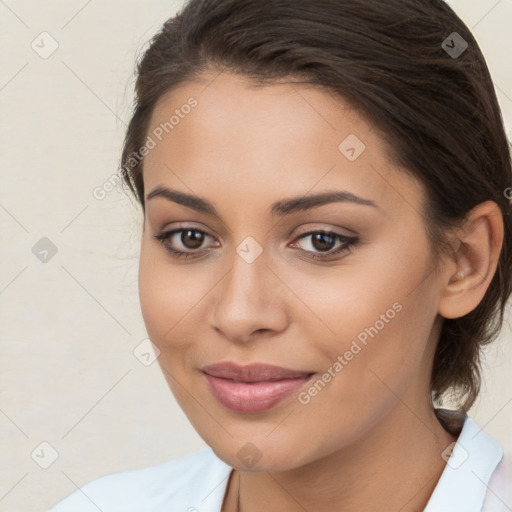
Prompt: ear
<box><xmin>437</xmin><ymin>201</ymin><xmax>504</xmax><ymax>320</ymax></box>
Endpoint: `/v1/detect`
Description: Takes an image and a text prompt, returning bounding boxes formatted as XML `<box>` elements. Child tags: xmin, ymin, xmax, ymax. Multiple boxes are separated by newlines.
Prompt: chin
<box><xmin>206</xmin><ymin>434</ymin><xmax>314</xmax><ymax>473</ymax></box>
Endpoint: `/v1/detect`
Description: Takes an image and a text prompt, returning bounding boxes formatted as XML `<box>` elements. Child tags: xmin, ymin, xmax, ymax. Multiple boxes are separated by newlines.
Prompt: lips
<box><xmin>201</xmin><ymin>362</ymin><xmax>315</xmax><ymax>413</ymax></box>
<box><xmin>201</xmin><ymin>362</ymin><xmax>313</xmax><ymax>382</ymax></box>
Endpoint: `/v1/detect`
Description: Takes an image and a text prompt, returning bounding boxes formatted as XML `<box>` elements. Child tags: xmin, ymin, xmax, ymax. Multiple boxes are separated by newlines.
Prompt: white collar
<box><xmin>424</xmin><ymin>415</ymin><xmax>504</xmax><ymax>511</ymax></box>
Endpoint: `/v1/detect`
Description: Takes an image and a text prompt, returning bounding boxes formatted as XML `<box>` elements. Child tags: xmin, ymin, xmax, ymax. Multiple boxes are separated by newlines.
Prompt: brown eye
<box><xmin>292</xmin><ymin>230</ymin><xmax>358</xmax><ymax>261</ymax></box>
<box><xmin>309</xmin><ymin>232</ymin><xmax>336</xmax><ymax>252</ymax></box>
<box><xmin>153</xmin><ymin>227</ymin><xmax>218</xmax><ymax>259</ymax></box>
<box><xmin>180</xmin><ymin>229</ymin><xmax>205</xmax><ymax>249</ymax></box>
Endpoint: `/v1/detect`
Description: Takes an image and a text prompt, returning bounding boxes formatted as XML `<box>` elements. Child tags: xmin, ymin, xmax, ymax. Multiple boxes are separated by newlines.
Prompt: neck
<box><xmin>223</xmin><ymin>404</ymin><xmax>461</xmax><ymax>512</ymax></box>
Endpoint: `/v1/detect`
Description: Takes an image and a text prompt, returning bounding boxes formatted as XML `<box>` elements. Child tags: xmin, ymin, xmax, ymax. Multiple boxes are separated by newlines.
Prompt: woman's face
<box><xmin>139</xmin><ymin>71</ymin><xmax>448</xmax><ymax>471</ymax></box>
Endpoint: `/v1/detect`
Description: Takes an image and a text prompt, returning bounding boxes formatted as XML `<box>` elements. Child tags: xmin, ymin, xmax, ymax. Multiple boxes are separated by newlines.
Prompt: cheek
<box><xmin>287</xmin><ymin>261</ymin><xmax>406</xmax><ymax>359</ymax></box>
<box><xmin>138</xmin><ymin>246</ymin><xmax>168</xmax><ymax>341</ymax></box>
<box><xmin>314</xmin><ymin>232</ymin><xmax>434</xmax><ymax>346</ymax></box>
<box><xmin>295</xmin><ymin>245</ymin><xmax>436</xmax><ymax>396</ymax></box>
<box><xmin>330</xmin><ymin>295</ymin><xmax>435</xmax><ymax>416</ymax></box>
<box><xmin>138</xmin><ymin>241</ymin><xmax>194</xmax><ymax>349</ymax></box>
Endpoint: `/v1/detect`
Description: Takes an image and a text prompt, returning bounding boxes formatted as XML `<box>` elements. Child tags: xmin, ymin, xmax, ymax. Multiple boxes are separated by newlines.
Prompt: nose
<box><xmin>210</xmin><ymin>249</ymin><xmax>289</xmax><ymax>344</ymax></box>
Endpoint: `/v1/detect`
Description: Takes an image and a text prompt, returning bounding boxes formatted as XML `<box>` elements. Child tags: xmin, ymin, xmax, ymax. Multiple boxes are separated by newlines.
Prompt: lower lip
<box><xmin>203</xmin><ymin>373</ymin><xmax>314</xmax><ymax>413</ymax></box>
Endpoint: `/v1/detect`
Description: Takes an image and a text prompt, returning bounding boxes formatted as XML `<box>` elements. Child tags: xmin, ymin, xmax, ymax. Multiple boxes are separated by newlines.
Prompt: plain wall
<box><xmin>0</xmin><ymin>1</ymin><xmax>511</xmax><ymax>510</ymax></box>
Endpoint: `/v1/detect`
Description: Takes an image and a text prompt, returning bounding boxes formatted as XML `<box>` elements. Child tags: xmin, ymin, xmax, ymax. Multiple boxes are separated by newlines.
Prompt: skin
<box><xmin>138</xmin><ymin>71</ymin><xmax>504</xmax><ymax>511</ymax></box>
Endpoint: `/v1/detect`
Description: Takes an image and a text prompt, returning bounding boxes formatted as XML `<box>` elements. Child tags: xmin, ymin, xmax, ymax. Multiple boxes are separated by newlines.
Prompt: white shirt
<box><xmin>48</xmin><ymin>416</ymin><xmax>511</xmax><ymax>512</ymax></box>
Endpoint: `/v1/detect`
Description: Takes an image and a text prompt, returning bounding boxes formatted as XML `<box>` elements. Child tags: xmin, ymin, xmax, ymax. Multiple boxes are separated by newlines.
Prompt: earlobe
<box><xmin>437</xmin><ymin>201</ymin><xmax>504</xmax><ymax>320</ymax></box>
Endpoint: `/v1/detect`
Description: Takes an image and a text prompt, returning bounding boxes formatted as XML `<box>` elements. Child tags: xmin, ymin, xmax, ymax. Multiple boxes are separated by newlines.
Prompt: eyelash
<box><xmin>153</xmin><ymin>227</ymin><xmax>358</xmax><ymax>261</ymax></box>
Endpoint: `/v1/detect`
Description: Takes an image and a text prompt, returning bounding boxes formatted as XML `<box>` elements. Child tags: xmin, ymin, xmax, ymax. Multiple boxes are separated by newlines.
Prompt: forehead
<box><xmin>143</xmin><ymin>72</ymin><xmax>425</xmax><ymax>219</ymax></box>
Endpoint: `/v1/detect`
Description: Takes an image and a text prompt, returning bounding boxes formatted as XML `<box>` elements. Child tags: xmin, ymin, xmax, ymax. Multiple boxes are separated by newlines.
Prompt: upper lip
<box><xmin>201</xmin><ymin>362</ymin><xmax>314</xmax><ymax>382</ymax></box>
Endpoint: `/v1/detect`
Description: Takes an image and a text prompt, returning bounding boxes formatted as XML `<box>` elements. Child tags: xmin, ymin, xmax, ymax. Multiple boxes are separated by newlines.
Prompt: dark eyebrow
<box><xmin>146</xmin><ymin>185</ymin><xmax>378</xmax><ymax>217</ymax></box>
<box><xmin>271</xmin><ymin>190</ymin><xmax>378</xmax><ymax>215</ymax></box>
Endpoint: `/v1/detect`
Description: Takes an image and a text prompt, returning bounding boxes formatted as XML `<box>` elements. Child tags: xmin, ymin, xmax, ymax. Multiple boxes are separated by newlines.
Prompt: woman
<box><xmin>50</xmin><ymin>0</ymin><xmax>512</xmax><ymax>510</ymax></box>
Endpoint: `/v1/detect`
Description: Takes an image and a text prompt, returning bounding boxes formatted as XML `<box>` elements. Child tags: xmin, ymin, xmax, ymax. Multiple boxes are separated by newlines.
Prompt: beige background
<box><xmin>0</xmin><ymin>1</ymin><xmax>511</xmax><ymax>510</ymax></box>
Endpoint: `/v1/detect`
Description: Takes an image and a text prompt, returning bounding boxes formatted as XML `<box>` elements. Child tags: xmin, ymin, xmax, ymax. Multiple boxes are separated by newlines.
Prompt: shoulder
<box><xmin>48</xmin><ymin>447</ymin><xmax>233</xmax><ymax>512</ymax></box>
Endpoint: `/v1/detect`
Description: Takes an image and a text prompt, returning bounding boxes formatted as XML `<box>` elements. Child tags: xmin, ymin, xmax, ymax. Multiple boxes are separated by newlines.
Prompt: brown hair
<box><xmin>120</xmin><ymin>0</ymin><xmax>512</xmax><ymax>412</ymax></box>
